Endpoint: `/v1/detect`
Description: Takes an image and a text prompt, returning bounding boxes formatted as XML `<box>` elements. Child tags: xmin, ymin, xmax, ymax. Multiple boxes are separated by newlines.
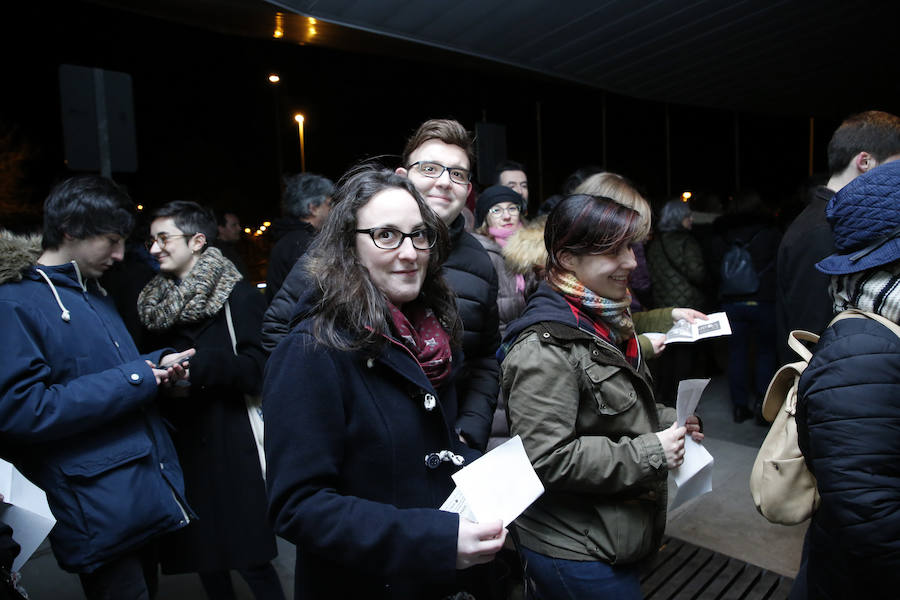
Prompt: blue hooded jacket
<box><xmin>0</xmin><ymin>233</ymin><xmax>191</xmax><ymax>573</ymax></box>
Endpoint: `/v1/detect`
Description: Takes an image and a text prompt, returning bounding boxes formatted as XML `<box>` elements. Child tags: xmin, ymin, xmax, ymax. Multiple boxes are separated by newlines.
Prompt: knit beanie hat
<box><xmin>475</xmin><ymin>185</ymin><xmax>525</xmax><ymax>228</ymax></box>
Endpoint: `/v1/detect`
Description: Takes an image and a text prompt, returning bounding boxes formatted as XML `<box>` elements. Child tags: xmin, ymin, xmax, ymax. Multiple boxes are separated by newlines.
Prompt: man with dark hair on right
<box><xmin>495</xmin><ymin>159</ymin><xmax>529</xmax><ymax>203</ymax></box>
<box><xmin>0</xmin><ymin>175</ymin><xmax>195</xmax><ymax>599</ymax></box>
<box><xmin>776</xmin><ymin>110</ymin><xmax>900</xmax><ymax>362</ymax></box>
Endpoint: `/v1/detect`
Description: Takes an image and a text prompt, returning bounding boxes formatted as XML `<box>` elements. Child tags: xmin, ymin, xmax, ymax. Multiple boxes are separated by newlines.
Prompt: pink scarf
<box><xmin>488</xmin><ymin>224</ymin><xmax>521</xmax><ymax>248</ymax></box>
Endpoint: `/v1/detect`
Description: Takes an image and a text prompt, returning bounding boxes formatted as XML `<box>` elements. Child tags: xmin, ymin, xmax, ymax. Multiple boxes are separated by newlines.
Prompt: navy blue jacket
<box><xmin>0</xmin><ymin>252</ymin><xmax>191</xmax><ymax>573</ymax></box>
<box><xmin>796</xmin><ymin>317</ymin><xmax>900</xmax><ymax>598</ymax></box>
<box><xmin>264</xmin><ymin>289</ymin><xmax>479</xmax><ymax>599</ymax></box>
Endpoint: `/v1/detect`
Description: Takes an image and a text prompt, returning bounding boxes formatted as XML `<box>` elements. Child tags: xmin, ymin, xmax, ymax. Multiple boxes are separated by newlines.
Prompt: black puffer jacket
<box><xmin>442</xmin><ymin>216</ymin><xmax>501</xmax><ymax>450</ymax></box>
<box><xmin>796</xmin><ymin>317</ymin><xmax>900</xmax><ymax>599</ymax></box>
<box><xmin>260</xmin><ymin>215</ymin><xmax>500</xmax><ymax>450</ymax></box>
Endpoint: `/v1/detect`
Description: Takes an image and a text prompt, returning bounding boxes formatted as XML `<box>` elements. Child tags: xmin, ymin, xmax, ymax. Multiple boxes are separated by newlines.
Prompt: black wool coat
<box><xmin>796</xmin><ymin>317</ymin><xmax>900</xmax><ymax>599</ymax></box>
<box><xmin>264</xmin><ymin>291</ymin><xmax>482</xmax><ymax>599</ymax></box>
<box><xmin>141</xmin><ymin>280</ymin><xmax>277</xmax><ymax>573</ymax></box>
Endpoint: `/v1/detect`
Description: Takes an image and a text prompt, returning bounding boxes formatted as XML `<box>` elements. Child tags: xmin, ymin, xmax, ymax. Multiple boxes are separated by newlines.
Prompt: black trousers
<box><xmin>78</xmin><ymin>544</ymin><xmax>158</xmax><ymax>600</ymax></box>
<box><xmin>198</xmin><ymin>562</ymin><xmax>285</xmax><ymax>600</ymax></box>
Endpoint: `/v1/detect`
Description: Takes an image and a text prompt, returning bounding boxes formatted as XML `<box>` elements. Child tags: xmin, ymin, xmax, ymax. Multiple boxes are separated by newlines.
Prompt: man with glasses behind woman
<box><xmin>396</xmin><ymin>119</ymin><xmax>502</xmax><ymax>453</ymax></box>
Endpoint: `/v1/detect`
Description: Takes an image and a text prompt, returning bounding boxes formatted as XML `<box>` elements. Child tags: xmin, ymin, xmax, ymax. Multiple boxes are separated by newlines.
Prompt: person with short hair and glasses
<box><xmin>395</xmin><ymin>118</ymin><xmax>502</xmax><ymax>452</ymax></box>
<box><xmin>138</xmin><ymin>201</ymin><xmax>284</xmax><ymax>600</ymax></box>
<box><xmin>264</xmin><ymin>167</ymin><xmax>506</xmax><ymax>599</ymax></box>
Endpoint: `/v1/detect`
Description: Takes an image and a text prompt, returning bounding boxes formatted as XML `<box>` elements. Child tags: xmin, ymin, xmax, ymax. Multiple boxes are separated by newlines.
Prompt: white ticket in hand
<box><xmin>440</xmin><ymin>435</ymin><xmax>544</xmax><ymax>527</ymax></box>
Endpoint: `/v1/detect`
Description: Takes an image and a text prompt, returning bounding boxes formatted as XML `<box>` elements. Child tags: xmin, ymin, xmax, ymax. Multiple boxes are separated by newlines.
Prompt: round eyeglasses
<box><xmin>488</xmin><ymin>205</ymin><xmax>520</xmax><ymax>216</ymax></box>
<box><xmin>355</xmin><ymin>227</ymin><xmax>436</xmax><ymax>250</ymax></box>
<box><xmin>407</xmin><ymin>161</ymin><xmax>471</xmax><ymax>185</ymax></box>
<box><xmin>145</xmin><ymin>233</ymin><xmax>191</xmax><ymax>251</ymax></box>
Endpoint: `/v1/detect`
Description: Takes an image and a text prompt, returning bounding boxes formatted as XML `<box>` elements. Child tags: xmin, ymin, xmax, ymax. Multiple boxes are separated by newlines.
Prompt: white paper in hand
<box><xmin>670</xmin><ymin>379</ymin><xmax>714</xmax><ymax>509</ymax></box>
<box><xmin>440</xmin><ymin>435</ymin><xmax>543</xmax><ymax>527</ymax></box>
<box><xmin>0</xmin><ymin>459</ymin><xmax>57</xmax><ymax>572</ymax></box>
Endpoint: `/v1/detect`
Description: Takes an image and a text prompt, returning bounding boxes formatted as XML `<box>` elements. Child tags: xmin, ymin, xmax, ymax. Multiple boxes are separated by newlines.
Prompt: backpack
<box><xmin>749</xmin><ymin>328</ymin><xmax>819</xmax><ymax>525</ymax></box>
<box><xmin>719</xmin><ymin>238</ymin><xmax>759</xmax><ymax>295</ymax></box>
<box><xmin>750</xmin><ymin>309</ymin><xmax>900</xmax><ymax>525</ymax></box>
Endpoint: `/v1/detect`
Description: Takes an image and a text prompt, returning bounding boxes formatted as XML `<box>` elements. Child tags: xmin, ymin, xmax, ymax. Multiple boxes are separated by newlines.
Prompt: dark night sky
<box><xmin>2</xmin><ymin>0</ymin><xmax>849</xmax><ymax>231</ymax></box>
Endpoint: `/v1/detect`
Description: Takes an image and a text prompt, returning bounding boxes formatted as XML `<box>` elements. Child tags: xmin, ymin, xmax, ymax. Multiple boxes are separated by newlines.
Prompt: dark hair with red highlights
<box><xmin>544</xmin><ymin>194</ymin><xmax>644</xmax><ymax>276</ymax></box>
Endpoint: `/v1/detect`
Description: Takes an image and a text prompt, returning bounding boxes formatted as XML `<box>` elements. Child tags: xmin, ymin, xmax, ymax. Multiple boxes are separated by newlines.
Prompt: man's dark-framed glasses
<box><xmin>355</xmin><ymin>227</ymin><xmax>437</xmax><ymax>250</ymax></box>
<box><xmin>407</xmin><ymin>161</ymin><xmax>471</xmax><ymax>185</ymax></box>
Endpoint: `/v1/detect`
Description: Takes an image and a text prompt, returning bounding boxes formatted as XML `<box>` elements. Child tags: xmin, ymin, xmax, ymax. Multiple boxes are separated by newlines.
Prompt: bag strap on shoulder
<box><xmin>786</xmin><ymin>329</ymin><xmax>819</xmax><ymax>363</ymax></box>
<box><xmin>829</xmin><ymin>308</ymin><xmax>900</xmax><ymax>339</ymax></box>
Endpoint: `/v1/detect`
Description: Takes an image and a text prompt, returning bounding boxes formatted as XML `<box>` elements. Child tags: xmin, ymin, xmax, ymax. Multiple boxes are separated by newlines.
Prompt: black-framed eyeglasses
<box><xmin>407</xmin><ymin>161</ymin><xmax>471</xmax><ymax>185</ymax></box>
<box><xmin>145</xmin><ymin>233</ymin><xmax>192</xmax><ymax>251</ymax></box>
<box><xmin>355</xmin><ymin>227</ymin><xmax>436</xmax><ymax>250</ymax></box>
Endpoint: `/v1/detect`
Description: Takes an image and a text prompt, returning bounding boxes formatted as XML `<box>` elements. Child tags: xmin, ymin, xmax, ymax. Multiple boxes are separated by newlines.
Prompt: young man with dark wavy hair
<box><xmin>0</xmin><ymin>175</ymin><xmax>194</xmax><ymax>599</ymax></box>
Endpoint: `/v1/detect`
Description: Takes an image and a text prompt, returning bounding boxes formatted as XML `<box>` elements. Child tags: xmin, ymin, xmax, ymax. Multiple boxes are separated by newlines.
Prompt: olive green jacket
<box><xmin>501</xmin><ymin>319</ymin><xmax>675</xmax><ymax>564</ymax></box>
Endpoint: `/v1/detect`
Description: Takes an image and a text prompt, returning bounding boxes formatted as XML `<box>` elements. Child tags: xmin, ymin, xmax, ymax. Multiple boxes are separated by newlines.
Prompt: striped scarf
<box><xmin>830</xmin><ymin>261</ymin><xmax>900</xmax><ymax>323</ymax></box>
<box><xmin>549</xmin><ymin>270</ymin><xmax>638</xmax><ymax>365</ymax></box>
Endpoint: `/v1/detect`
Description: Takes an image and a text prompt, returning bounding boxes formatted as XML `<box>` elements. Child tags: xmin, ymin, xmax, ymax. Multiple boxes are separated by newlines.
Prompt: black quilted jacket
<box><xmin>645</xmin><ymin>230</ymin><xmax>708</xmax><ymax>309</ymax></box>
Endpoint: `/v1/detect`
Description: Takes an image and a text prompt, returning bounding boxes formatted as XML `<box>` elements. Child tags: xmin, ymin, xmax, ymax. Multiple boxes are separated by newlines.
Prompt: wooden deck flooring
<box><xmin>641</xmin><ymin>537</ymin><xmax>794</xmax><ymax>600</ymax></box>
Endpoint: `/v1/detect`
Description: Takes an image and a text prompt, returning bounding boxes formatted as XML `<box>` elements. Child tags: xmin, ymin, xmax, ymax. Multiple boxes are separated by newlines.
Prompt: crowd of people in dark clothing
<box><xmin>1</xmin><ymin>110</ymin><xmax>899</xmax><ymax>600</ymax></box>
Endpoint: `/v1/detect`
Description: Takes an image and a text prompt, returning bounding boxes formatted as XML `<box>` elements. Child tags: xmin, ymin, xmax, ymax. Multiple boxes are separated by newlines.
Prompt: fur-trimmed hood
<box><xmin>502</xmin><ymin>216</ymin><xmax>547</xmax><ymax>275</ymax></box>
<box><xmin>0</xmin><ymin>230</ymin><xmax>42</xmax><ymax>285</ymax></box>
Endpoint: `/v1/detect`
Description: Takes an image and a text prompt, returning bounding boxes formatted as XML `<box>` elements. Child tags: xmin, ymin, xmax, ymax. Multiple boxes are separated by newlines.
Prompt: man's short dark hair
<box><xmin>42</xmin><ymin>175</ymin><xmax>135</xmax><ymax>250</ymax></box>
<box><xmin>401</xmin><ymin>119</ymin><xmax>475</xmax><ymax>171</ymax></box>
<box><xmin>494</xmin><ymin>160</ymin><xmax>526</xmax><ymax>184</ymax></box>
<box><xmin>827</xmin><ymin>110</ymin><xmax>900</xmax><ymax>174</ymax></box>
<box><xmin>151</xmin><ymin>201</ymin><xmax>218</xmax><ymax>244</ymax></box>
<box><xmin>281</xmin><ymin>173</ymin><xmax>335</xmax><ymax>219</ymax></box>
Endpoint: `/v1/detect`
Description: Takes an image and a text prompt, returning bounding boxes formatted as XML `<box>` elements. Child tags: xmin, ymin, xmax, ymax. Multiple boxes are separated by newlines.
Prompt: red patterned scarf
<box><xmin>387</xmin><ymin>302</ymin><xmax>452</xmax><ymax>387</ymax></box>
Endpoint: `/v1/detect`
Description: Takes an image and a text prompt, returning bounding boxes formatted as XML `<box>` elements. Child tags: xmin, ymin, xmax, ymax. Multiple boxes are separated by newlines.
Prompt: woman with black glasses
<box><xmin>264</xmin><ymin>167</ymin><xmax>506</xmax><ymax>599</ymax></box>
<box><xmin>138</xmin><ymin>201</ymin><xmax>284</xmax><ymax>600</ymax></box>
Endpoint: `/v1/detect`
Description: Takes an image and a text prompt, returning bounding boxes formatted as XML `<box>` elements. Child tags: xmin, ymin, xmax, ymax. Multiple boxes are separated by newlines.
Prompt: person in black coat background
<box><xmin>711</xmin><ymin>190</ymin><xmax>782</xmax><ymax>423</ymax></box>
<box><xmin>264</xmin><ymin>168</ymin><xmax>506</xmax><ymax>599</ymax></box>
<box><xmin>792</xmin><ymin>160</ymin><xmax>900</xmax><ymax>600</ymax></box>
<box><xmin>264</xmin><ymin>173</ymin><xmax>334</xmax><ymax>303</ymax></box>
<box><xmin>139</xmin><ymin>201</ymin><xmax>283</xmax><ymax>600</ymax></box>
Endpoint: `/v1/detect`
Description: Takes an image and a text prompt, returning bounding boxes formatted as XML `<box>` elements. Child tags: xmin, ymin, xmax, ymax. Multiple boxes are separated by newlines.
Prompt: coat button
<box><xmin>423</xmin><ymin>393</ymin><xmax>436</xmax><ymax>411</ymax></box>
<box><xmin>425</xmin><ymin>453</ymin><xmax>442</xmax><ymax>469</ymax></box>
<box><xmin>366</xmin><ymin>358</ymin><xmax>374</xmax><ymax>368</ymax></box>
<box><xmin>542</xmin><ymin>332</ymin><xmax>551</xmax><ymax>339</ymax></box>
<box><xmin>592</xmin><ymin>349</ymin><xmax>599</xmax><ymax>356</ymax></box>
<box><xmin>130</xmin><ymin>373</ymin><xmax>140</xmax><ymax>381</ymax></box>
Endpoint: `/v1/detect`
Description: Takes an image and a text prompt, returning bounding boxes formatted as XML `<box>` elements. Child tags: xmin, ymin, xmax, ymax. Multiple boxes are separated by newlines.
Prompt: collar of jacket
<box><xmin>526</xmin><ymin>320</ymin><xmax>645</xmax><ymax>373</ymax></box>
<box><xmin>447</xmin><ymin>213</ymin><xmax>465</xmax><ymax>247</ymax></box>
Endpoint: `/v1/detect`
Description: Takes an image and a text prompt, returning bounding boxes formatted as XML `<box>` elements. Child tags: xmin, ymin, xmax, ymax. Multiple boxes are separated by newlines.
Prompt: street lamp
<box><xmin>294</xmin><ymin>113</ymin><xmax>305</xmax><ymax>173</ymax></box>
